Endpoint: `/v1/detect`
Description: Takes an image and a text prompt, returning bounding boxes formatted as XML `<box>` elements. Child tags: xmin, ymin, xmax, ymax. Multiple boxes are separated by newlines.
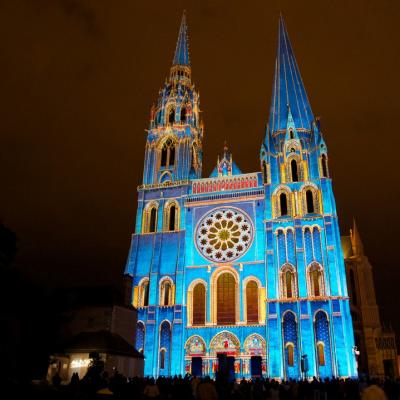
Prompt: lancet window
<box><xmin>217</xmin><ymin>272</ymin><xmax>236</xmax><ymax>325</ymax></box>
<box><xmin>163</xmin><ymin>201</ymin><xmax>180</xmax><ymax>232</ymax></box>
<box><xmin>138</xmin><ymin>279</ymin><xmax>150</xmax><ymax>307</ymax></box>
<box><xmin>143</xmin><ymin>202</ymin><xmax>158</xmax><ymax>233</ymax></box>
<box><xmin>308</xmin><ymin>263</ymin><xmax>325</xmax><ymax>297</ymax></box>
<box><xmin>314</xmin><ymin>311</ymin><xmax>332</xmax><ymax>375</ymax></box>
<box><xmin>321</xmin><ymin>154</ymin><xmax>329</xmax><ymax>178</ymax></box>
<box><xmin>245</xmin><ymin>280</ymin><xmax>259</xmax><ymax>323</ymax></box>
<box><xmin>159</xmin><ymin>321</ymin><xmax>171</xmax><ymax>375</ymax></box>
<box><xmin>192</xmin><ymin>283</ymin><xmax>206</xmax><ymax>326</ymax></box>
<box><xmin>283</xmin><ymin>311</ymin><xmax>298</xmax><ymax>378</ymax></box>
<box><xmin>280</xmin><ymin>265</ymin><xmax>297</xmax><ymax>299</ymax></box>
<box><xmin>160</xmin><ymin>278</ymin><xmax>174</xmax><ymax>306</ymax></box>
<box><xmin>160</xmin><ymin>138</ymin><xmax>176</xmax><ymax>168</ymax></box>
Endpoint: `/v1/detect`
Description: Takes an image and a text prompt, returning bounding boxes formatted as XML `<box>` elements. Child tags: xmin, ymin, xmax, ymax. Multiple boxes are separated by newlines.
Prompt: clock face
<box><xmin>195</xmin><ymin>207</ymin><xmax>254</xmax><ymax>263</ymax></box>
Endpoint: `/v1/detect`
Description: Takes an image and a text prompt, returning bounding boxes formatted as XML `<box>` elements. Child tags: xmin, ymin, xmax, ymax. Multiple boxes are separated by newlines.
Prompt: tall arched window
<box><xmin>160</xmin><ymin>279</ymin><xmax>174</xmax><ymax>306</ymax></box>
<box><xmin>280</xmin><ymin>193</ymin><xmax>288</xmax><ymax>216</ymax></box>
<box><xmin>309</xmin><ymin>263</ymin><xmax>324</xmax><ymax>297</ymax></box>
<box><xmin>246</xmin><ymin>281</ymin><xmax>259</xmax><ymax>323</ymax></box>
<box><xmin>289</xmin><ymin>130</ymin><xmax>294</xmax><ymax>139</ymax></box>
<box><xmin>160</xmin><ymin>139</ymin><xmax>176</xmax><ymax>168</ymax></box>
<box><xmin>136</xmin><ymin>322</ymin><xmax>145</xmax><ymax>353</ymax></box>
<box><xmin>306</xmin><ymin>190</ymin><xmax>314</xmax><ymax>213</ymax></box>
<box><xmin>283</xmin><ymin>312</ymin><xmax>298</xmax><ymax>378</ymax></box>
<box><xmin>262</xmin><ymin>161</ymin><xmax>268</xmax><ymax>183</ymax></box>
<box><xmin>192</xmin><ymin>283</ymin><xmax>206</xmax><ymax>325</ymax></box>
<box><xmin>321</xmin><ymin>154</ymin><xmax>328</xmax><ymax>178</ymax></box>
<box><xmin>139</xmin><ymin>279</ymin><xmax>149</xmax><ymax>307</ymax></box>
<box><xmin>168</xmin><ymin>108</ymin><xmax>175</xmax><ymax>124</ymax></box>
<box><xmin>159</xmin><ymin>321</ymin><xmax>171</xmax><ymax>375</ymax></box>
<box><xmin>164</xmin><ymin>202</ymin><xmax>179</xmax><ymax>232</ymax></box>
<box><xmin>180</xmin><ymin>107</ymin><xmax>187</xmax><ymax>122</ymax></box>
<box><xmin>217</xmin><ymin>273</ymin><xmax>236</xmax><ymax>325</ymax></box>
<box><xmin>317</xmin><ymin>342</ymin><xmax>325</xmax><ymax>366</ymax></box>
<box><xmin>281</xmin><ymin>265</ymin><xmax>297</xmax><ymax>299</ymax></box>
<box><xmin>291</xmin><ymin>159</ymin><xmax>299</xmax><ymax>182</ymax></box>
<box><xmin>314</xmin><ymin>311</ymin><xmax>332</xmax><ymax>377</ymax></box>
<box><xmin>149</xmin><ymin>208</ymin><xmax>157</xmax><ymax>232</ymax></box>
<box><xmin>168</xmin><ymin>205</ymin><xmax>176</xmax><ymax>231</ymax></box>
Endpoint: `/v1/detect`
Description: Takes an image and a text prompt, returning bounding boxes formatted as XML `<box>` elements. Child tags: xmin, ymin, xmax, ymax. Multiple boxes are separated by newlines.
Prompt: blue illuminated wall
<box><xmin>124</xmin><ymin>14</ymin><xmax>357</xmax><ymax>380</ymax></box>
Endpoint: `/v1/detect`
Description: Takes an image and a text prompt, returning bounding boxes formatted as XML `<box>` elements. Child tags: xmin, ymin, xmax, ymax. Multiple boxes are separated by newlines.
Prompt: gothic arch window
<box><xmin>289</xmin><ymin>130</ymin><xmax>294</xmax><ymax>139</ymax></box>
<box><xmin>136</xmin><ymin>321</ymin><xmax>145</xmax><ymax>353</ymax></box>
<box><xmin>282</xmin><ymin>311</ymin><xmax>298</xmax><ymax>378</ymax></box>
<box><xmin>163</xmin><ymin>201</ymin><xmax>180</xmax><ymax>232</ymax></box>
<box><xmin>143</xmin><ymin>202</ymin><xmax>159</xmax><ymax>233</ymax></box>
<box><xmin>274</xmin><ymin>187</ymin><xmax>292</xmax><ymax>218</ymax></box>
<box><xmin>160</xmin><ymin>278</ymin><xmax>174</xmax><ymax>306</ymax></box>
<box><xmin>160</xmin><ymin>138</ymin><xmax>176</xmax><ymax>168</ymax></box>
<box><xmin>314</xmin><ymin>311</ymin><xmax>332</xmax><ymax>376</ymax></box>
<box><xmin>308</xmin><ymin>263</ymin><xmax>325</xmax><ymax>297</ymax></box>
<box><xmin>280</xmin><ymin>265</ymin><xmax>297</xmax><ymax>299</ymax></box>
<box><xmin>159</xmin><ymin>321</ymin><xmax>171</xmax><ymax>375</ymax></box>
<box><xmin>291</xmin><ymin>159</ymin><xmax>299</xmax><ymax>182</ymax></box>
<box><xmin>168</xmin><ymin>107</ymin><xmax>175</xmax><ymax>125</ymax></box>
<box><xmin>138</xmin><ymin>279</ymin><xmax>150</xmax><ymax>307</ymax></box>
<box><xmin>280</xmin><ymin>193</ymin><xmax>288</xmax><ymax>216</ymax></box>
<box><xmin>317</xmin><ymin>342</ymin><xmax>325</xmax><ymax>366</ymax></box>
<box><xmin>245</xmin><ymin>280</ymin><xmax>259</xmax><ymax>323</ymax></box>
<box><xmin>192</xmin><ymin>283</ymin><xmax>206</xmax><ymax>325</ymax></box>
<box><xmin>262</xmin><ymin>161</ymin><xmax>268</xmax><ymax>183</ymax></box>
<box><xmin>321</xmin><ymin>154</ymin><xmax>329</xmax><ymax>178</ymax></box>
<box><xmin>306</xmin><ymin>190</ymin><xmax>314</xmax><ymax>213</ymax></box>
<box><xmin>217</xmin><ymin>272</ymin><xmax>236</xmax><ymax>325</ymax></box>
<box><xmin>180</xmin><ymin>107</ymin><xmax>187</xmax><ymax>122</ymax></box>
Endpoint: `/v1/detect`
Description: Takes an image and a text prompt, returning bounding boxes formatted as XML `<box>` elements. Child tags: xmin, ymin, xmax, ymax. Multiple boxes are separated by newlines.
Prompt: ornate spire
<box><xmin>173</xmin><ymin>12</ymin><xmax>190</xmax><ymax>66</ymax></box>
<box><xmin>350</xmin><ymin>218</ymin><xmax>364</xmax><ymax>257</ymax></box>
<box><xmin>268</xmin><ymin>15</ymin><xmax>314</xmax><ymax>134</ymax></box>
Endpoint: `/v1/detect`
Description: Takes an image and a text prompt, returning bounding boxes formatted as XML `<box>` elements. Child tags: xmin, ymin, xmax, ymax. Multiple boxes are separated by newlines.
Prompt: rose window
<box><xmin>195</xmin><ymin>207</ymin><xmax>254</xmax><ymax>262</ymax></box>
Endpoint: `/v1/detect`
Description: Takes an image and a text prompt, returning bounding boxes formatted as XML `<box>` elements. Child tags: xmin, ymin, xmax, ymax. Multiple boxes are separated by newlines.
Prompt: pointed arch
<box><xmin>142</xmin><ymin>202</ymin><xmax>159</xmax><ymax>233</ymax></box>
<box><xmin>159</xmin><ymin>320</ymin><xmax>172</xmax><ymax>375</ymax></box>
<box><xmin>163</xmin><ymin>200</ymin><xmax>180</xmax><ymax>232</ymax></box>
<box><xmin>282</xmin><ymin>311</ymin><xmax>299</xmax><ymax>378</ymax></box>
<box><xmin>321</xmin><ymin>154</ymin><xmax>329</xmax><ymax>178</ymax></box>
<box><xmin>244</xmin><ymin>278</ymin><xmax>260</xmax><ymax>323</ymax></box>
<box><xmin>159</xmin><ymin>276</ymin><xmax>174</xmax><ymax>306</ymax></box>
<box><xmin>187</xmin><ymin>279</ymin><xmax>207</xmax><ymax>326</ymax></box>
<box><xmin>211</xmin><ymin>267</ymin><xmax>239</xmax><ymax>325</ymax></box>
<box><xmin>136</xmin><ymin>321</ymin><xmax>145</xmax><ymax>353</ymax></box>
<box><xmin>307</xmin><ymin>262</ymin><xmax>325</xmax><ymax>297</ymax></box>
<box><xmin>280</xmin><ymin>264</ymin><xmax>297</xmax><ymax>299</ymax></box>
<box><xmin>314</xmin><ymin>310</ymin><xmax>333</xmax><ymax>377</ymax></box>
<box><xmin>159</xmin><ymin>137</ymin><xmax>177</xmax><ymax>169</ymax></box>
<box><xmin>138</xmin><ymin>278</ymin><xmax>150</xmax><ymax>307</ymax></box>
<box><xmin>273</xmin><ymin>186</ymin><xmax>292</xmax><ymax>218</ymax></box>
<box><xmin>301</xmin><ymin>184</ymin><xmax>320</xmax><ymax>215</ymax></box>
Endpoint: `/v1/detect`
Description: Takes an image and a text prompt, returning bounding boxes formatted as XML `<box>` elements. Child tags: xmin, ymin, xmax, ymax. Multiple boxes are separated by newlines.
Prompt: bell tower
<box><xmin>143</xmin><ymin>13</ymin><xmax>203</xmax><ymax>186</ymax></box>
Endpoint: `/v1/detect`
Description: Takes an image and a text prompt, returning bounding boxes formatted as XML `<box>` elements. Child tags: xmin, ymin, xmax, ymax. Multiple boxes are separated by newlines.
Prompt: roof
<box><xmin>268</xmin><ymin>15</ymin><xmax>314</xmax><ymax>133</ymax></box>
<box><xmin>64</xmin><ymin>330</ymin><xmax>144</xmax><ymax>359</ymax></box>
<box><xmin>173</xmin><ymin>12</ymin><xmax>190</xmax><ymax>66</ymax></box>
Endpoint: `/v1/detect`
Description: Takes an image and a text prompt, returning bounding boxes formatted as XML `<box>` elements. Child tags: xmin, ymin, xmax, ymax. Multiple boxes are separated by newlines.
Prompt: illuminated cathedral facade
<box><xmin>124</xmin><ymin>14</ymin><xmax>358</xmax><ymax>380</ymax></box>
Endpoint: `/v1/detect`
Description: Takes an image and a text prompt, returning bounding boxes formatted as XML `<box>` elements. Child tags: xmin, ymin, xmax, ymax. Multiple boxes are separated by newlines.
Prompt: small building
<box><xmin>342</xmin><ymin>221</ymin><xmax>398</xmax><ymax>378</ymax></box>
<box><xmin>48</xmin><ymin>287</ymin><xmax>144</xmax><ymax>383</ymax></box>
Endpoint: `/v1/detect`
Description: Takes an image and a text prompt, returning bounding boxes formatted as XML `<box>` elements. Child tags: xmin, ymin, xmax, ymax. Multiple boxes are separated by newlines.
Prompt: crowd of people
<box><xmin>9</xmin><ymin>370</ymin><xmax>400</xmax><ymax>400</ymax></box>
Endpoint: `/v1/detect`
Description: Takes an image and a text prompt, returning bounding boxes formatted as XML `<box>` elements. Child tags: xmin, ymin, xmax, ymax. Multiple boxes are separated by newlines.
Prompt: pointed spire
<box><xmin>350</xmin><ymin>218</ymin><xmax>364</xmax><ymax>256</ymax></box>
<box><xmin>173</xmin><ymin>12</ymin><xmax>190</xmax><ymax>66</ymax></box>
<box><xmin>268</xmin><ymin>15</ymin><xmax>314</xmax><ymax>134</ymax></box>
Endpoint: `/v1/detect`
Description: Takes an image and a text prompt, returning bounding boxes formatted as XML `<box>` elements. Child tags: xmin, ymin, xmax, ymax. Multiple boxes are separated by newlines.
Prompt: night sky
<box><xmin>1</xmin><ymin>1</ymin><xmax>400</xmax><ymax>336</ymax></box>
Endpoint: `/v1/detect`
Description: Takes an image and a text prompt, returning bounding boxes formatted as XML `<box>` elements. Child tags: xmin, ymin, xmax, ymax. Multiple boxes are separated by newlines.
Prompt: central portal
<box><xmin>217</xmin><ymin>353</ymin><xmax>235</xmax><ymax>382</ymax></box>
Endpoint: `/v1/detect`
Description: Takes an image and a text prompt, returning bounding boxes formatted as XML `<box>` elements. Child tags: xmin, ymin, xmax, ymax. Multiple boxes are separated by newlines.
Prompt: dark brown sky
<box><xmin>1</xmin><ymin>0</ymin><xmax>400</xmax><ymax>333</ymax></box>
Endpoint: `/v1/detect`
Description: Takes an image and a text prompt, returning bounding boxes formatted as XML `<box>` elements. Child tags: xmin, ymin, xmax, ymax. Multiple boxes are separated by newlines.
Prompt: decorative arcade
<box><xmin>125</xmin><ymin>13</ymin><xmax>357</xmax><ymax>380</ymax></box>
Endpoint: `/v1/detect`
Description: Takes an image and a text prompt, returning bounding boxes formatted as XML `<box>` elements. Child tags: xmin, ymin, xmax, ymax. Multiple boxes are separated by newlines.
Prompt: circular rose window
<box><xmin>195</xmin><ymin>207</ymin><xmax>254</xmax><ymax>262</ymax></box>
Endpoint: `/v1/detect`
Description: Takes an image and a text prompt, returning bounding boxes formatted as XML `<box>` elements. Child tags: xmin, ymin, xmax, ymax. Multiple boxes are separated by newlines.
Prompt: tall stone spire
<box><xmin>173</xmin><ymin>12</ymin><xmax>190</xmax><ymax>66</ymax></box>
<box><xmin>350</xmin><ymin>218</ymin><xmax>364</xmax><ymax>256</ymax></box>
<box><xmin>268</xmin><ymin>15</ymin><xmax>314</xmax><ymax>134</ymax></box>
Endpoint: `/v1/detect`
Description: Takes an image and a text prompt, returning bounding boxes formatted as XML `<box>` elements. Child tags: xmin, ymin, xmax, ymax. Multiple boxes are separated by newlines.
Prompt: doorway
<box><xmin>250</xmin><ymin>356</ymin><xmax>262</xmax><ymax>377</ymax></box>
<box><xmin>217</xmin><ymin>353</ymin><xmax>235</xmax><ymax>381</ymax></box>
<box><xmin>191</xmin><ymin>357</ymin><xmax>203</xmax><ymax>377</ymax></box>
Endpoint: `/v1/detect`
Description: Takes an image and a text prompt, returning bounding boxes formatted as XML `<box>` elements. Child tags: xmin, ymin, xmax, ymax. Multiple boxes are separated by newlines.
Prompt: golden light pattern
<box><xmin>195</xmin><ymin>207</ymin><xmax>253</xmax><ymax>262</ymax></box>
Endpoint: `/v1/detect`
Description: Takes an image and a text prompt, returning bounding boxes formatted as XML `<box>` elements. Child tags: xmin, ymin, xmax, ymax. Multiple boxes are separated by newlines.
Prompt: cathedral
<box><xmin>124</xmin><ymin>14</ymin><xmax>358</xmax><ymax>380</ymax></box>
